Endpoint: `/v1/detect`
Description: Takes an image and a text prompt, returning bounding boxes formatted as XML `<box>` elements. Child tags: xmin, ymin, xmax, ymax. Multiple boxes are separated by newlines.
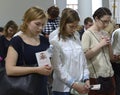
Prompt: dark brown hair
<box><xmin>84</xmin><ymin>17</ymin><xmax>93</xmax><ymax>25</ymax></box>
<box><xmin>47</xmin><ymin>6</ymin><xmax>59</xmax><ymax>19</ymax></box>
<box><xmin>93</xmin><ymin>7</ymin><xmax>112</xmax><ymax>20</ymax></box>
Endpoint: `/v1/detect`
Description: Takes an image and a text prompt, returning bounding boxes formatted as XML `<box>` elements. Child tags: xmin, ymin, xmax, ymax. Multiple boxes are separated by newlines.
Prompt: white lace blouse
<box><xmin>50</xmin><ymin>31</ymin><xmax>89</xmax><ymax>92</ymax></box>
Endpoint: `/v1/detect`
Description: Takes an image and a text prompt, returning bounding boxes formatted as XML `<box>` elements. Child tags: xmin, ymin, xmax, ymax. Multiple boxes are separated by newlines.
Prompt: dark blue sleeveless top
<box><xmin>10</xmin><ymin>35</ymin><xmax>50</xmax><ymax>95</ymax></box>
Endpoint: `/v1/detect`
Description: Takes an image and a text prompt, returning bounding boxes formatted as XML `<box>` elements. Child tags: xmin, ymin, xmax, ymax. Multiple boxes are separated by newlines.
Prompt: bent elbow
<box><xmin>6</xmin><ymin>69</ymin><xmax>12</xmax><ymax>76</ymax></box>
<box><xmin>5</xmin><ymin>66</ymin><xmax>14</xmax><ymax>76</ymax></box>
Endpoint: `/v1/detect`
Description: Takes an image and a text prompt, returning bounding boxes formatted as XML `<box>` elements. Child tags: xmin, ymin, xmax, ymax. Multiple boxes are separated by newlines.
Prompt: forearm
<box><xmin>6</xmin><ymin>66</ymin><xmax>39</xmax><ymax>76</ymax></box>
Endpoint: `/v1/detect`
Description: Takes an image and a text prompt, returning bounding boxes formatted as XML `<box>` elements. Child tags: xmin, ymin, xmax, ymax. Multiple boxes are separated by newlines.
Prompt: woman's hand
<box><xmin>72</xmin><ymin>82</ymin><xmax>90</xmax><ymax>94</ymax></box>
<box><xmin>84</xmin><ymin>80</ymin><xmax>90</xmax><ymax>90</ymax></box>
<box><xmin>100</xmin><ymin>36</ymin><xmax>110</xmax><ymax>47</ymax></box>
<box><xmin>35</xmin><ymin>65</ymin><xmax>53</xmax><ymax>76</ymax></box>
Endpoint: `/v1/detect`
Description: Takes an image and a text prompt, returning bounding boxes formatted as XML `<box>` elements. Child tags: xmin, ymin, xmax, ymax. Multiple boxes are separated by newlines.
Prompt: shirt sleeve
<box><xmin>81</xmin><ymin>31</ymin><xmax>91</xmax><ymax>52</ymax></box>
<box><xmin>10</xmin><ymin>36</ymin><xmax>22</xmax><ymax>54</ymax></box>
<box><xmin>82</xmin><ymin>57</ymin><xmax>90</xmax><ymax>81</ymax></box>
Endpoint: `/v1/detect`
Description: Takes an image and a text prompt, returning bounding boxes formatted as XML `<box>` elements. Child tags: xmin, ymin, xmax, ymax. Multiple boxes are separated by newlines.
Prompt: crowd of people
<box><xmin>0</xmin><ymin>5</ymin><xmax>120</xmax><ymax>95</ymax></box>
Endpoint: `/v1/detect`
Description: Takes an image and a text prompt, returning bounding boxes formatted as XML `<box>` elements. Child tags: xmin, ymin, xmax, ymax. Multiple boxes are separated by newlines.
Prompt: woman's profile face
<box><xmin>27</xmin><ymin>18</ymin><xmax>46</xmax><ymax>35</ymax></box>
<box><xmin>65</xmin><ymin>21</ymin><xmax>79</xmax><ymax>35</ymax></box>
<box><xmin>7</xmin><ymin>27</ymin><xmax>17</xmax><ymax>37</ymax></box>
<box><xmin>96</xmin><ymin>15</ymin><xmax>111</xmax><ymax>29</ymax></box>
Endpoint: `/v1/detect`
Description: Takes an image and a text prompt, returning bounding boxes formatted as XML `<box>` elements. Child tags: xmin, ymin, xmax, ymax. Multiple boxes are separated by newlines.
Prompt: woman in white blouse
<box><xmin>50</xmin><ymin>8</ymin><xmax>90</xmax><ymax>95</ymax></box>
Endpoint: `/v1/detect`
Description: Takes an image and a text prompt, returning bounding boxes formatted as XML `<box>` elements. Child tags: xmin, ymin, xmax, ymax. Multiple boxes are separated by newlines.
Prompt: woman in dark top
<box><xmin>0</xmin><ymin>20</ymin><xmax>18</xmax><ymax>67</ymax></box>
<box><xmin>5</xmin><ymin>6</ymin><xmax>53</xmax><ymax>95</ymax></box>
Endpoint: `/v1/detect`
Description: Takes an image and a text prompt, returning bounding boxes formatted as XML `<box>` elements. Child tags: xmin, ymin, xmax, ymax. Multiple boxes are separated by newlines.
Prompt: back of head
<box><xmin>61</xmin><ymin>8</ymin><xmax>72</xmax><ymax>15</ymax></box>
<box><xmin>20</xmin><ymin>6</ymin><xmax>47</xmax><ymax>32</ymax></box>
<box><xmin>84</xmin><ymin>17</ymin><xmax>93</xmax><ymax>29</ymax></box>
<box><xmin>84</xmin><ymin>17</ymin><xmax>93</xmax><ymax>25</ymax></box>
<box><xmin>47</xmin><ymin>6</ymin><xmax>59</xmax><ymax>19</ymax></box>
<box><xmin>93</xmin><ymin>7</ymin><xmax>112</xmax><ymax>20</ymax></box>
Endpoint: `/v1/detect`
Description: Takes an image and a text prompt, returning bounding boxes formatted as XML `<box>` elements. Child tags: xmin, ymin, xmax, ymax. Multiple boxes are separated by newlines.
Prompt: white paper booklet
<box><xmin>90</xmin><ymin>84</ymin><xmax>101</xmax><ymax>90</ymax></box>
<box><xmin>35</xmin><ymin>51</ymin><xmax>51</xmax><ymax>67</ymax></box>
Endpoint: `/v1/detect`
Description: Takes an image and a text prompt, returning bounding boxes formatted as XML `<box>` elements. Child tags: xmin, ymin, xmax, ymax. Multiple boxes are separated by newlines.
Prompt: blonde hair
<box><xmin>20</xmin><ymin>6</ymin><xmax>47</xmax><ymax>32</ymax></box>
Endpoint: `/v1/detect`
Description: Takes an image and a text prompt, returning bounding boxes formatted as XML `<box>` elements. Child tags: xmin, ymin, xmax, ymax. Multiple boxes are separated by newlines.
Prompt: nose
<box><xmin>39</xmin><ymin>25</ymin><xmax>44</xmax><ymax>30</ymax></box>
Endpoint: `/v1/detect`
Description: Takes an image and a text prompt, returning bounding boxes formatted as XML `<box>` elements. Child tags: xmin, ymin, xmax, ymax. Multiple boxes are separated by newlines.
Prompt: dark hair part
<box><xmin>84</xmin><ymin>17</ymin><xmax>93</xmax><ymax>25</ymax></box>
<box><xmin>59</xmin><ymin>8</ymin><xmax>80</xmax><ymax>40</ymax></box>
<box><xmin>47</xmin><ymin>6</ymin><xmax>59</xmax><ymax>19</ymax></box>
<box><xmin>93</xmin><ymin>7</ymin><xmax>112</xmax><ymax>19</ymax></box>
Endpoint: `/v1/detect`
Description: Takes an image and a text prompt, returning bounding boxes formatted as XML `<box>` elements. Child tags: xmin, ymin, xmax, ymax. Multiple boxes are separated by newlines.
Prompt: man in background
<box><xmin>79</xmin><ymin>17</ymin><xmax>93</xmax><ymax>40</ymax></box>
<box><xmin>42</xmin><ymin>6</ymin><xmax>60</xmax><ymax>38</ymax></box>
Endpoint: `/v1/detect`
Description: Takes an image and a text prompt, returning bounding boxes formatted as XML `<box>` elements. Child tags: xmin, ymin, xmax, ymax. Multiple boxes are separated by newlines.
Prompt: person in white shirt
<box><xmin>49</xmin><ymin>8</ymin><xmax>73</xmax><ymax>42</ymax></box>
<box><xmin>111</xmin><ymin>28</ymin><xmax>120</xmax><ymax>95</ymax></box>
<box><xmin>49</xmin><ymin>27</ymin><xmax>59</xmax><ymax>41</ymax></box>
<box><xmin>50</xmin><ymin>8</ymin><xmax>90</xmax><ymax>95</ymax></box>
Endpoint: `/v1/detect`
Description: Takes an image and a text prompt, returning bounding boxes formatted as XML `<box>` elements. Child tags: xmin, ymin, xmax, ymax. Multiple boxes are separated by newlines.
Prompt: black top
<box><xmin>0</xmin><ymin>35</ymin><xmax>10</xmax><ymax>66</ymax></box>
<box><xmin>78</xmin><ymin>28</ymin><xmax>85</xmax><ymax>40</ymax></box>
<box><xmin>0</xmin><ymin>35</ymin><xmax>10</xmax><ymax>58</ymax></box>
<box><xmin>10</xmin><ymin>36</ymin><xmax>49</xmax><ymax>66</ymax></box>
<box><xmin>10</xmin><ymin>35</ymin><xmax>50</xmax><ymax>95</ymax></box>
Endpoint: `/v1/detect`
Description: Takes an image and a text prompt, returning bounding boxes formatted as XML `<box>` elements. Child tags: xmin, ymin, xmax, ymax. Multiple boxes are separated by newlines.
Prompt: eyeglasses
<box><xmin>100</xmin><ymin>19</ymin><xmax>110</xmax><ymax>25</ymax></box>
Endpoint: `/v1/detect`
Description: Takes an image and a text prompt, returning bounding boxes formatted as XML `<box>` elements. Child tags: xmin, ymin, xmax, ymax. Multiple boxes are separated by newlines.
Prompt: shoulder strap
<box><xmin>88</xmin><ymin>30</ymin><xmax>100</xmax><ymax>42</ymax></box>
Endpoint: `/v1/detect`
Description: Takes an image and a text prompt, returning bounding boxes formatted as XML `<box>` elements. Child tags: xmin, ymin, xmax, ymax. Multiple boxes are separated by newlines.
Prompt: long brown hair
<box><xmin>59</xmin><ymin>8</ymin><xmax>80</xmax><ymax>40</ymax></box>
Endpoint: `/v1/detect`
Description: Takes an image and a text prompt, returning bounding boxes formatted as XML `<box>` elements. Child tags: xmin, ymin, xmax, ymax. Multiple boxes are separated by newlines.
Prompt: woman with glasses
<box><xmin>81</xmin><ymin>7</ymin><xmax>118</xmax><ymax>95</ymax></box>
<box><xmin>50</xmin><ymin>8</ymin><xmax>90</xmax><ymax>95</ymax></box>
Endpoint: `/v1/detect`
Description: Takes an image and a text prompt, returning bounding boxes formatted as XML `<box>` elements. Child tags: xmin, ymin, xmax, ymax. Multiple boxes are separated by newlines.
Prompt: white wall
<box><xmin>78</xmin><ymin>0</ymin><xmax>92</xmax><ymax>25</ymax></box>
<box><xmin>102</xmin><ymin>0</ymin><xmax>109</xmax><ymax>8</ymax></box>
<box><xmin>92</xmin><ymin>0</ymin><xmax>102</xmax><ymax>14</ymax></box>
<box><xmin>0</xmin><ymin>0</ymin><xmax>54</xmax><ymax>27</ymax></box>
<box><xmin>56</xmin><ymin>0</ymin><xmax>66</xmax><ymax>16</ymax></box>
